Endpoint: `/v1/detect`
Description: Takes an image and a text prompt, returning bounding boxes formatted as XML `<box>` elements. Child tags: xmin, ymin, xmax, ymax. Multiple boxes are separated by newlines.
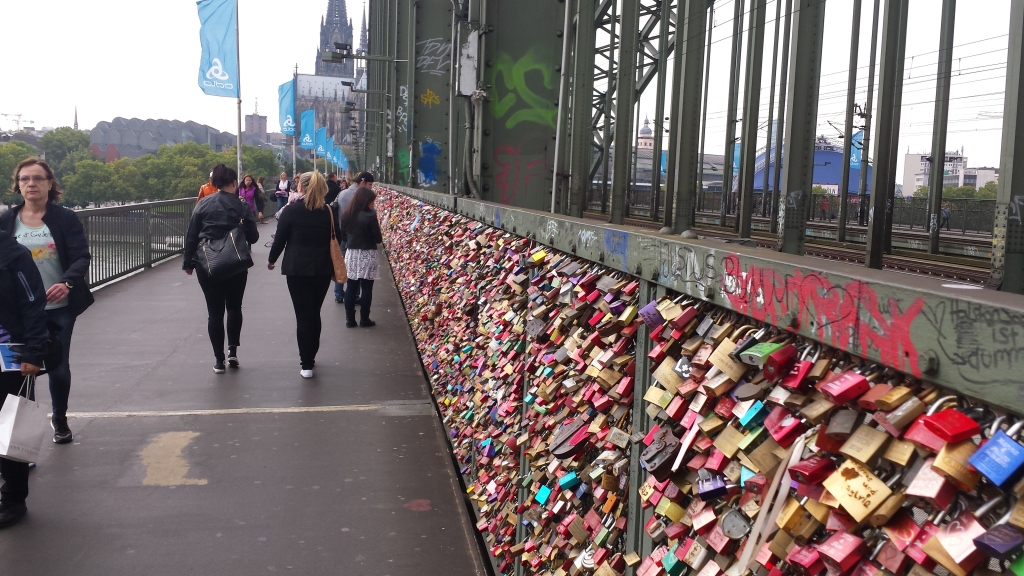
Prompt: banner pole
<box><xmin>235</xmin><ymin>0</ymin><xmax>242</xmax><ymax>177</ymax></box>
<box><xmin>292</xmin><ymin>67</ymin><xmax>297</xmax><ymax>177</ymax></box>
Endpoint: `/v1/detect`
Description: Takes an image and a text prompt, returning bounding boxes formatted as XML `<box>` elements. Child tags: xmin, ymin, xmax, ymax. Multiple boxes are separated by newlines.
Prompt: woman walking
<box><xmin>275</xmin><ymin>172</ymin><xmax>292</xmax><ymax>212</ymax></box>
<box><xmin>238</xmin><ymin>174</ymin><xmax>262</xmax><ymax>221</ymax></box>
<box><xmin>339</xmin><ymin>187</ymin><xmax>383</xmax><ymax>328</ymax></box>
<box><xmin>268</xmin><ymin>171</ymin><xmax>340</xmax><ymax>378</ymax></box>
<box><xmin>182</xmin><ymin>164</ymin><xmax>259</xmax><ymax>374</ymax></box>
<box><xmin>1</xmin><ymin>158</ymin><xmax>94</xmax><ymax>445</ymax></box>
<box><xmin>0</xmin><ymin>228</ymin><xmax>49</xmax><ymax>529</ymax></box>
<box><xmin>255</xmin><ymin>176</ymin><xmax>268</xmax><ymax>223</ymax></box>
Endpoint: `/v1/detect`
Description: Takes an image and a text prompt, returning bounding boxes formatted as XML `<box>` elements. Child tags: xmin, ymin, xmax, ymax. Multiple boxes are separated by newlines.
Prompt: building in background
<box><xmin>314</xmin><ymin>0</ymin><xmax>356</xmax><ymax>79</ymax></box>
<box><xmin>244</xmin><ymin>112</ymin><xmax>268</xmax><ymax>143</ymax></box>
<box><xmin>902</xmin><ymin>150</ymin><xmax>997</xmax><ymax>192</ymax></box>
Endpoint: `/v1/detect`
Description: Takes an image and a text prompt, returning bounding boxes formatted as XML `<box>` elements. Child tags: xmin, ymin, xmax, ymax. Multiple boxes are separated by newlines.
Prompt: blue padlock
<box><xmin>739</xmin><ymin>400</ymin><xmax>769</xmax><ymax>430</ymax></box>
<box><xmin>970</xmin><ymin>421</ymin><xmax>1024</xmax><ymax>490</ymax></box>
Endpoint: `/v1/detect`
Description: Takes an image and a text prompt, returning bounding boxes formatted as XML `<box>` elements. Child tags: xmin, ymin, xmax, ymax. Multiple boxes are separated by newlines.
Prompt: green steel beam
<box><xmin>568</xmin><ymin>0</ymin><xmax>598</xmax><ymax>218</ymax></box>
<box><xmin>837</xmin><ymin>0</ymin><xmax>862</xmax><ymax>243</ymax></box>
<box><xmin>992</xmin><ymin>1</ymin><xmax>1024</xmax><ymax>292</ymax></box>
<box><xmin>866</xmin><ymin>0</ymin><xmax>907</xmax><ymax>268</ymax></box>
<box><xmin>389</xmin><ymin>184</ymin><xmax>1024</xmax><ymax>416</ymax></box>
<box><xmin>776</xmin><ymin>0</ymin><xmax>825</xmax><ymax>254</ymax></box>
<box><xmin>927</xmin><ymin>0</ymin><xmax>956</xmax><ymax>255</ymax></box>
<box><xmin>609</xmin><ymin>0</ymin><xmax>640</xmax><ymax>224</ymax></box>
<box><xmin>669</xmin><ymin>0</ymin><xmax>709</xmax><ymax>234</ymax></box>
<box><xmin>737</xmin><ymin>0</ymin><xmax>767</xmax><ymax>238</ymax></box>
<box><xmin>719</xmin><ymin>0</ymin><xmax>744</xmax><ymax>226</ymax></box>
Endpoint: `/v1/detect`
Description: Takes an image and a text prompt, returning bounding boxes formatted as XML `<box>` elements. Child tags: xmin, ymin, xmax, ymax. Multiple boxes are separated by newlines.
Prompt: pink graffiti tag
<box><xmin>721</xmin><ymin>254</ymin><xmax>925</xmax><ymax>375</ymax></box>
<box><xmin>494</xmin><ymin>142</ymin><xmax>549</xmax><ymax>205</ymax></box>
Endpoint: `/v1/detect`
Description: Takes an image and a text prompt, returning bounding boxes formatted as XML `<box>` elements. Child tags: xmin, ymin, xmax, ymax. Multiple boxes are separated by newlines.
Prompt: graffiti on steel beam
<box><xmin>397</xmin><ymin>148</ymin><xmax>411</xmax><ymax>186</ymax></box>
<box><xmin>494</xmin><ymin>139</ymin><xmax>549</xmax><ymax>205</ymax></box>
<box><xmin>397</xmin><ymin>86</ymin><xmax>409</xmax><ymax>134</ymax></box>
<box><xmin>416</xmin><ymin>38</ymin><xmax>452</xmax><ymax>76</ymax></box>
<box><xmin>487</xmin><ymin>50</ymin><xmax>558</xmax><ymax>129</ymax></box>
<box><xmin>420</xmin><ymin>89</ymin><xmax>442</xmax><ymax>109</ymax></box>
<box><xmin>920</xmin><ymin>300</ymin><xmax>1024</xmax><ymax>386</ymax></box>
<box><xmin>418</xmin><ymin>139</ymin><xmax>442</xmax><ymax>187</ymax></box>
<box><xmin>720</xmin><ymin>254</ymin><xmax>925</xmax><ymax>376</ymax></box>
<box><xmin>604</xmin><ymin>230</ymin><xmax>628</xmax><ymax>268</ymax></box>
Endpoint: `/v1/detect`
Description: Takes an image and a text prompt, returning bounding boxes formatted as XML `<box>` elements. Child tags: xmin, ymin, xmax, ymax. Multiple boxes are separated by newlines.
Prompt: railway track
<box><xmin>582</xmin><ymin>211</ymin><xmax>991</xmax><ymax>285</ymax></box>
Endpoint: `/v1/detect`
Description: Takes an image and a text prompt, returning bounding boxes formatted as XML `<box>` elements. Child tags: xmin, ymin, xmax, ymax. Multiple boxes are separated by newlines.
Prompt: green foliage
<box><xmin>39</xmin><ymin>127</ymin><xmax>90</xmax><ymax>168</ymax></box>
<box><xmin>0</xmin><ymin>140</ymin><xmax>39</xmax><ymax>206</ymax></box>
<box><xmin>811</xmin><ymin>185</ymin><xmax>830</xmax><ymax>196</ymax></box>
<box><xmin>913</xmin><ymin>185</ymin><xmax>930</xmax><ymax>199</ymax></box>
<box><xmin>62</xmin><ymin>160</ymin><xmax>113</xmax><ymax>207</ymax></box>
<box><xmin>977</xmin><ymin>180</ymin><xmax>998</xmax><ymax>200</ymax></box>
<box><xmin>942</xmin><ymin>185</ymin><xmax>978</xmax><ymax>199</ymax></box>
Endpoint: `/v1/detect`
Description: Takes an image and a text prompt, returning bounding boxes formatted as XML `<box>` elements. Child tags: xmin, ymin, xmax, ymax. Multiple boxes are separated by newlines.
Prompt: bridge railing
<box><xmin>589</xmin><ymin>186</ymin><xmax>997</xmax><ymax>235</ymax></box>
<box><xmin>76</xmin><ymin>199</ymin><xmax>194</xmax><ymax>288</ymax></box>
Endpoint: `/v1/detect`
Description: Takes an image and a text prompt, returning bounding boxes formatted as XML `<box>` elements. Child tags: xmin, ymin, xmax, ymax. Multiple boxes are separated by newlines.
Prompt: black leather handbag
<box><xmin>197</xmin><ymin>220</ymin><xmax>253</xmax><ymax>280</ymax></box>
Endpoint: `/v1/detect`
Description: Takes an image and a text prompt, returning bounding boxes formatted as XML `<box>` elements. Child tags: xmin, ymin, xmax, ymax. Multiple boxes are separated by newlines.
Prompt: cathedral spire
<box><xmin>74</xmin><ymin>107</ymin><xmax>78</xmax><ymax>131</ymax></box>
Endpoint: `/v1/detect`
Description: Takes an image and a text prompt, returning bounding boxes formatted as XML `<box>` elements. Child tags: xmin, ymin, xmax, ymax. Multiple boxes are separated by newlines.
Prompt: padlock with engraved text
<box><xmin>817</xmin><ymin>530</ymin><xmax>867</xmax><ymax>575</ymax></box>
<box><xmin>764</xmin><ymin>405</ymin><xmax>808</xmax><ymax>448</ymax></box>
<box><xmin>789</xmin><ymin>455</ymin><xmax>837</xmax><ymax>485</ymax></box>
<box><xmin>923</xmin><ymin>499</ymin><xmax>990</xmax><ymax>575</ymax></box>
<box><xmin>970</xmin><ymin>420</ymin><xmax>1024</xmax><ymax>490</ymax></box>
<box><xmin>921</xmin><ymin>405</ymin><xmax>983</xmax><ymax>443</ymax></box>
<box><xmin>906</xmin><ymin>457</ymin><xmax>958</xmax><ymax>510</ymax></box>
<box><xmin>818</xmin><ymin>368</ymin><xmax>872</xmax><ymax>405</ymax></box>
<box><xmin>779</xmin><ymin>345</ymin><xmax>818</xmax><ymax>393</ymax></box>
<box><xmin>904</xmin><ymin>395</ymin><xmax>961</xmax><ymax>454</ymax></box>
<box><xmin>974</xmin><ymin>505</ymin><xmax>1024</xmax><ymax>559</ymax></box>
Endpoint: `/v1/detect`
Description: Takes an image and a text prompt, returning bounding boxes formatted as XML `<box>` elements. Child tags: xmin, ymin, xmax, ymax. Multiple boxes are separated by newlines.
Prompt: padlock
<box><xmin>764</xmin><ymin>406</ymin><xmax>808</xmax><ymax>448</ymax></box>
<box><xmin>839</xmin><ymin>424</ymin><xmax>890</xmax><ymax>464</ymax></box>
<box><xmin>826</xmin><ymin>409</ymin><xmax>861</xmax><ymax>439</ymax></box>
<box><xmin>974</xmin><ymin>506</ymin><xmax>1024</xmax><ymax>559</ymax></box>
<box><xmin>970</xmin><ymin>420</ymin><xmax>1024</xmax><ymax>490</ymax></box>
<box><xmin>868</xmin><ymin>470</ymin><xmax>908</xmax><ymax>527</ymax></box>
<box><xmin>904</xmin><ymin>395</ymin><xmax>960</xmax><ymax>454</ymax></box>
<box><xmin>789</xmin><ymin>455</ymin><xmax>837</xmax><ymax>485</ymax></box>
<box><xmin>763</xmin><ymin>343</ymin><xmax>800</xmax><ymax>383</ymax></box>
<box><xmin>730</xmin><ymin>326</ymin><xmax>767</xmax><ymax>361</ymax></box>
<box><xmin>817</xmin><ymin>530</ymin><xmax>867</xmax><ymax>574</ymax></box>
<box><xmin>933</xmin><ymin>436</ymin><xmax>982</xmax><ymax>491</ymax></box>
<box><xmin>780</xmin><ymin>345</ymin><xmax>817</xmax><ymax>392</ymax></box>
<box><xmin>921</xmin><ymin>405</ymin><xmax>983</xmax><ymax>443</ymax></box>
<box><xmin>818</xmin><ymin>369</ymin><xmax>871</xmax><ymax>405</ymax></box>
<box><xmin>696</xmin><ymin>468</ymin><xmax>731</xmax><ymax>500</ymax></box>
<box><xmin>906</xmin><ymin>457</ymin><xmax>958</xmax><ymax>510</ymax></box>
<box><xmin>925</xmin><ymin>499</ymin><xmax>989</xmax><ymax>575</ymax></box>
<box><xmin>739</xmin><ymin>339</ymin><xmax>786</xmax><ymax>367</ymax></box>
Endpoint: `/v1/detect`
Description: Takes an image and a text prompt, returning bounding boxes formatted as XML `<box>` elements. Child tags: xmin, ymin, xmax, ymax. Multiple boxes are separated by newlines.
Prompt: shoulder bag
<box><xmin>325</xmin><ymin>205</ymin><xmax>348</xmax><ymax>284</ymax></box>
<box><xmin>197</xmin><ymin>218</ymin><xmax>253</xmax><ymax>280</ymax></box>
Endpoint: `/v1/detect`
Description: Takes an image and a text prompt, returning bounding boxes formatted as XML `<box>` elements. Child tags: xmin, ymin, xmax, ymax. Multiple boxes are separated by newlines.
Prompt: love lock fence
<box><xmin>380</xmin><ymin>184</ymin><xmax>1024</xmax><ymax>576</ymax></box>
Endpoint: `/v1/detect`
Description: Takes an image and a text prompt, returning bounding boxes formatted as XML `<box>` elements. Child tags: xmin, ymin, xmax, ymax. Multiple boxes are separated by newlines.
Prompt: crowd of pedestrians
<box><xmin>0</xmin><ymin>158</ymin><xmax>384</xmax><ymax>529</ymax></box>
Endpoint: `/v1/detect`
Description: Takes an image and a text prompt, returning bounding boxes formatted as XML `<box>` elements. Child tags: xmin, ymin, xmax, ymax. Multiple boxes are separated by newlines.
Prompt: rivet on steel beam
<box><xmin>703</xmin><ymin>285</ymin><xmax>715</xmax><ymax>300</ymax></box>
<box><xmin>651</xmin><ymin>270</ymin><xmax>660</xmax><ymax>282</ymax></box>
<box><xmin>599</xmin><ymin>252</ymin><xmax>605</xmax><ymax>263</ymax></box>
<box><xmin>919</xmin><ymin>350</ymin><xmax>940</xmax><ymax>376</ymax></box>
<box><xmin>549</xmin><ymin>236</ymin><xmax>555</xmax><ymax>245</ymax></box>
<box><xmin>571</xmin><ymin>244</ymin><xmax>577</xmax><ymax>254</ymax></box>
<box><xmin>785</xmin><ymin>314</ymin><xmax>799</xmax><ymax>330</ymax></box>
<box><xmin>635</xmin><ymin>264</ymin><xmax>643</xmax><ymax>276</ymax></box>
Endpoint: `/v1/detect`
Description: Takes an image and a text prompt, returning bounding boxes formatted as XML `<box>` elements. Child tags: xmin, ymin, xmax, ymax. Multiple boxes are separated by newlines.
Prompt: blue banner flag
<box><xmin>338</xmin><ymin>149</ymin><xmax>349</xmax><ymax>171</ymax></box>
<box><xmin>278</xmin><ymin>81</ymin><xmax>295</xmax><ymax>136</ymax></box>
<box><xmin>299</xmin><ymin>110</ymin><xmax>315</xmax><ymax>150</ymax></box>
<box><xmin>196</xmin><ymin>0</ymin><xmax>239</xmax><ymax>98</ymax></box>
<box><xmin>315</xmin><ymin>127</ymin><xmax>327</xmax><ymax>156</ymax></box>
<box><xmin>850</xmin><ymin>130</ymin><xmax>864</xmax><ymax>167</ymax></box>
<box><xmin>326</xmin><ymin>138</ymin><xmax>335</xmax><ymax>164</ymax></box>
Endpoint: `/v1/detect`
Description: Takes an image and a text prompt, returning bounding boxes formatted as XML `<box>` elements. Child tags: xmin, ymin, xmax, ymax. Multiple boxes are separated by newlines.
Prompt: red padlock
<box><xmin>763</xmin><ymin>344</ymin><xmax>799</xmax><ymax>383</ymax></box>
<box><xmin>904</xmin><ymin>396</ymin><xmax>959</xmax><ymax>453</ymax></box>
<box><xmin>818</xmin><ymin>370</ymin><xmax>871</xmax><ymax>405</ymax></box>
<box><xmin>816</xmin><ymin>530</ymin><xmax>867</xmax><ymax>574</ymax></box>
<box><xmin>921</xmin><ymin>407</ymin><xmax>982</xmax><ymax>443</ymax></box>
<box><xmin>788</xmin><ymin>455</ymin><xmax>837</xmax><ymax>485</ymax></box>
<box><xmin>765</xmin><ymin>405</ymin><xmax>808</xmax><ymax>448</ymax></box>
<box><xmin>779</xmin><ymin>346</ymin><xmax>817</xmax><ymax>392</ymax></box>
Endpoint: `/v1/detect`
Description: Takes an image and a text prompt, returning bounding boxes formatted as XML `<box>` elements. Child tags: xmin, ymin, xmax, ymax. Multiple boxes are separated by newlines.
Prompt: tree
<box><xmin>62</xmin><ymin>160</ymin><xmax>113</xmax><ymax>207</ymax></box>
<box><xmin>942</xmin><ymin>185</ymin><xmax>977</xmax><ymax>199</ymax></box>
<box><xmin>913</xmin><ymin>185</ymin><xmax>930</xmax><ymax>199</ymax></box>
<box><xmin>39</xmin><ymin>127</ymin><xmax>90</xmax><ymax>168</ymax></box>
<box><xmin>55</xmin><ymin>148</ymin><xmax>94</xmax><ymax>185</ymax></box>
<box><xmin>0</xmin><ymin>140</ymin><xmax>38</xmax><ymax>207</ymax></box>
<box><xmin>977</xmin><ymin>180</ymin><xmax>998</xmax><ymax>200</ymax></box>
<box><xmin>811</xmin><ymin>185</ymin><xmax>830</xmax><ymax>196</ymax></box>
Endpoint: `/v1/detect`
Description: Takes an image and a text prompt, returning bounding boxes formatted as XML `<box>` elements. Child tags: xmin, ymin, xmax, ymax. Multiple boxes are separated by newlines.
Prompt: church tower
<box><xmin>315</xmin><ymin>0</ymin><xmax>355</xmax><ymax>78</ymax></box>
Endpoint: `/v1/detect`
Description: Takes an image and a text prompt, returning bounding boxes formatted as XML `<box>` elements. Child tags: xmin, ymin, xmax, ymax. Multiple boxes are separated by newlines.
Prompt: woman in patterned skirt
<box><xmin>338</xmin><ymin>187</ymin><xmax>383</xmax><ymax>328</ymax></box>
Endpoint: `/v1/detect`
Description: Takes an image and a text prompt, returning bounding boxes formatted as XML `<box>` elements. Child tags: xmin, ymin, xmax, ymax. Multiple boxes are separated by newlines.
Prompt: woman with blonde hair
<box><xmin>268</xmin><ymin>171</ymin><xmax>341</xmax><ymax>378</ymax></box>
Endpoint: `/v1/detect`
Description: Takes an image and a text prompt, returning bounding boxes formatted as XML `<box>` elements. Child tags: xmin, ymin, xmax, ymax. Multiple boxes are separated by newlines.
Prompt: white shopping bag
<box><xmin>0</xmin><ymin>377</ymin><xmax>48</xmax><ymax>463</ymax></box>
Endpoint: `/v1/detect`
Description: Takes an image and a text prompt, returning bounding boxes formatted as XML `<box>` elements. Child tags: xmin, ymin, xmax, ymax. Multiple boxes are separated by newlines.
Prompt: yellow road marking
<box><xmin>140</xmin><ymin>431</ymin><xmax>208</xmax><ymax>486</ymax></box>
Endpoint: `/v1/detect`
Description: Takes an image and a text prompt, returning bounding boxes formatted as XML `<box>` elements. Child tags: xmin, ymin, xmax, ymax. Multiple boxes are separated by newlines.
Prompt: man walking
<box><xmin>325</xmin><ymin>173</ymin><xmax>342</xmax><ymax>205</ymax></box>
<box><xmin>332</xmin><ymin>173</ymin><xmax>374</xmax><ymax>303</ymax></box>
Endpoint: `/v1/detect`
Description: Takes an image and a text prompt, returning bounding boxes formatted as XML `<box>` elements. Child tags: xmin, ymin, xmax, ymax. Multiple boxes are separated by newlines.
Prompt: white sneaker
<box><xmin>300</xmin><ymin>369</ymin><xmax>314</xmax><ymax>379</ymax></box>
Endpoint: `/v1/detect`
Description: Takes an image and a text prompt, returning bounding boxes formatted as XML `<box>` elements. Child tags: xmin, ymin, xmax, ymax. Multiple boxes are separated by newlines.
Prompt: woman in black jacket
<box><xmin>183</xmin><ymin>164</ymin><xmax>259</xmax><ymax>374</ymax></box>
<box><xmin>1</xmin><ymin>158</ymin><xmax>93</xmax><ymax>445</ymax></box>
<box><xmin>339</xmin><ymin>187</ymin><xmax>383</xmax><ymax>328</ymax></box>
<box><xmin>0</xmin><ymin>231</ymin><xmax>49</xmax><ymax>529</ymax></box>
<box><xmin>268</xmin><ymin>171</ymin><xmax>341</xmax><ymax>378</ymax></box>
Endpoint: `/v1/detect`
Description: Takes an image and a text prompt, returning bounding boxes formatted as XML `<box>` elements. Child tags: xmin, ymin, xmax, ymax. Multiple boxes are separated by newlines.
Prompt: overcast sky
<box><xmin>0</xmin><ymin>0</ymin><xmax>368</xmax><ymax>136</ymax></box>
<box><xmin>1</xmin><ymin>0</ymin><xmax>1011</xmax><ymax>178</ymax></box>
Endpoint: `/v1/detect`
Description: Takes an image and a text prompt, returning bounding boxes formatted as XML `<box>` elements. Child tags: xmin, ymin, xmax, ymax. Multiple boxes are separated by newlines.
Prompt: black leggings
<box><xmin>196</xmin><ymin>269</ymin><xmax>248</xmax><ymax>361</ymax></box>
<box><xmin>286</xmin><ymin>275</ymin><xmax>332</xmax><ymax>369</ymax></box>
<box><xmin>345</xmin><ymin>279</ymin><xmax>375</xmax><ymax>321</ymax></box>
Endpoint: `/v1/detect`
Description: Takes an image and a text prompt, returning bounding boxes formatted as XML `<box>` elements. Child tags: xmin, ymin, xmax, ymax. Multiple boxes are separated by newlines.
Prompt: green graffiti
<box><xmin>397</xmin><ymin>148</ymin><xmax>411</xmax><ymax>186</ymax></box>
<box><xmin>487</xmin><ymin>50</ymin><xmax>557</xmax><ymax>129</ymax></box>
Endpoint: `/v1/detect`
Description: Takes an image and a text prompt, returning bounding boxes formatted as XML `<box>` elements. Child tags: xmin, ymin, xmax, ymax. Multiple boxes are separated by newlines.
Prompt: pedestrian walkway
<box><xmin>0</xmin><ymin>224</ymin><xmax>488</xmax><ymax>576</ymax></box>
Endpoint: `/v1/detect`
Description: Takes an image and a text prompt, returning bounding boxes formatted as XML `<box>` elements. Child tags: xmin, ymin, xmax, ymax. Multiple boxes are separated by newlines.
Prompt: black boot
<box><xmin>360</xmin><ymin>309</ymin><xmax>375</xmax><ymax>328</ymax></box>
<box><xmin>346</xmin><ymin>314</ymin><xmax>357</xmax><ymax>328</ymax></box>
